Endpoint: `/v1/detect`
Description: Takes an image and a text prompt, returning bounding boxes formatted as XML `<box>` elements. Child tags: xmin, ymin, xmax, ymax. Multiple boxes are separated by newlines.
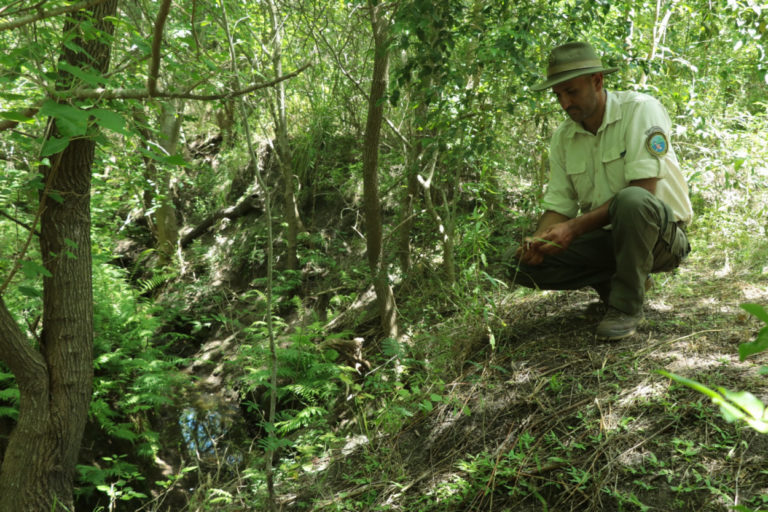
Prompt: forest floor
<box><xmin>281</xmin><ymin>222</ymin><xmax>768</xmax><ymax>511</ymax></box>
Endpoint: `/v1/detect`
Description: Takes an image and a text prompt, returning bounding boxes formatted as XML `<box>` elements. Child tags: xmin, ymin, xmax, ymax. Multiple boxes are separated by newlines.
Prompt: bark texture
<box><xmin>0</xmin><ymin>1</ymin><xmax>117</xmax><ymax>509</ymax></box>
<box><xmin>362</xmin><ymin>0</ymin><xmax>398</xmax><ymax>339</ymax></box>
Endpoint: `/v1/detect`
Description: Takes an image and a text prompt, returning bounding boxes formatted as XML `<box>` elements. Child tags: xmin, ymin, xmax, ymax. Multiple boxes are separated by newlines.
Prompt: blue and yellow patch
<box><xmin>645</xmin><ymin>130</ymin><xmax>668</xmax><ymax>157</ymax></box>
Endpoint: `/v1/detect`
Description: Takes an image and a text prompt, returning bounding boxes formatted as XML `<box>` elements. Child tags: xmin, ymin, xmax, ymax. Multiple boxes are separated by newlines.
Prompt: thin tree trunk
<box><xmin>219</xmin><ymin>2</ymin><xmax>279</xmax><ymax>509</ymax></box>
<box><xmin>362</xmin><ymin>0</ymin><xmax>398</xmax><ymax>339</ymax></box>
<box><xmin>154</xmin><ymin>102</ymin><xmax>183</xmax><ymax>262</ymax></box>
<box><xmin>640</xmin><ymin>0</ymin><xmax>675</xmax><ymax>87</ymax></box>
<box><xmin>268</xmin><ymin>0</ymin><xmax>302</xmax><ymax>270</ymax></box>
<box><xmin>0</xmin><ymin>2</ymin><xmax>117</xmax><ymax>509</ymax></box>
<box><xmin>397</xmin><ymin>100</ymin><xmax>428</xmax><ymax>273</ymax></box>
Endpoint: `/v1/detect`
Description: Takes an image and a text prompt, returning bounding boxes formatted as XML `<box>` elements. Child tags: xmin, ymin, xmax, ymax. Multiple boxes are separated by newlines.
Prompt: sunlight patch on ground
<box><xmin>615</xmin><ymin>379</ymin><xmax>668</xmax><ymax>409</ymax></box>
<box><xmin>341</xmin><ymin>434</ymin><xmax>369</xmax><ymax>456</ymax></box>
<box><xmin>740</xmin><ymin>283</ymin><xmax>768</xmax><ymax>302</ymax></box>
<box><xmin>664</xmin><ymin>350</ymin><xmax>739</xmax><ymax>373</ymax></box>
<box><xmin>647</xmin><ymin>298</ymin><xmax>673</xmax><ymax>312</ymax></box>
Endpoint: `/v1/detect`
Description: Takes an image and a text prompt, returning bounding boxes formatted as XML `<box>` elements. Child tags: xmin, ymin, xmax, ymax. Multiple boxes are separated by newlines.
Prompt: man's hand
<box><xmin>514</xmin><ymin>237</ymin><xmax>545</xmax><ymax>265</ymax></box>
<box><xmin>514</xmin><ymin>220</ymin><xmax>576</xmax><ymax>265</ymax></box>
<box><xmin>534</xmin><ymin>221</ymin><xmax>575</xmax><ymax>255</ymax></box>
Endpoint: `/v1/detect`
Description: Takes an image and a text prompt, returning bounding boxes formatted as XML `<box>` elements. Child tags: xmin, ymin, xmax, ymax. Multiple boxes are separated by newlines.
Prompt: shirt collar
<box><xmin>599</xmin><ymin>90</ymin><xmax>621</xmax><ymax>132</ymax></box>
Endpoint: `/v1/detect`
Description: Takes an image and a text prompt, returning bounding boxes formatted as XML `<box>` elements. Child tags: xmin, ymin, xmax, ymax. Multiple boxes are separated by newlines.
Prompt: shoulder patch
<box><xmin>645</xmin><ymin>129</ymin><xmax>668</xmax><ymax>158</ymax></box>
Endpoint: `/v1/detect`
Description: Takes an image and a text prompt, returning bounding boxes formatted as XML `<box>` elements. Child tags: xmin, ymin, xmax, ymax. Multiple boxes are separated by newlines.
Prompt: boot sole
<box><xmin>596</xmin><ymin>327</ymin><xmax>637</xmax><ymax>341</ymax></box>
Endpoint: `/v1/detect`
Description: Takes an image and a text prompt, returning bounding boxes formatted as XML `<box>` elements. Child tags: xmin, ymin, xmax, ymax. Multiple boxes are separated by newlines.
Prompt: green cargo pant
<box><xmin>512</xmin><ymin>187</ymin><xmax>691</xmax><ymax>315</ymax></box>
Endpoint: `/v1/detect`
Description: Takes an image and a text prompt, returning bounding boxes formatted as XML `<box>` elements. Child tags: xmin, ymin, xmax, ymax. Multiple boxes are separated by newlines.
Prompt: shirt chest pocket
<box><xmin>602</xmin><ymin>148</ymin><xmax>627</xmax><ymax>190</ymax></box>
<box><xmin>566</xmin><ymin>159</ymin><xmax>593</xmax><ymax>211</ymax></box>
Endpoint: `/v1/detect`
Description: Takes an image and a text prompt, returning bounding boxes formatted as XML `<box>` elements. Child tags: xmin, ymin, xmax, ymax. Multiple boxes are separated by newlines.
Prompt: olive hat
<box><xmin>531</xmin><ymin>41</ymin><xmax>618</xmax><ymax>91</ymax></box>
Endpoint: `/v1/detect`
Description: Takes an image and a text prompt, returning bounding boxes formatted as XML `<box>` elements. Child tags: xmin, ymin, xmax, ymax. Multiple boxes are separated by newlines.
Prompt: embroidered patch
<box><xmin>645</xmin><ymin>130</ymin><xmax>668</xmax><ymax>157</ymax></box>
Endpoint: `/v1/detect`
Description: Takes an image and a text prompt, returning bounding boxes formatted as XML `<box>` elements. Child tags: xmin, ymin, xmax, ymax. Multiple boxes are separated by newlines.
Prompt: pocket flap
<box><xmin>566</xmin><ymin>159</ymin><xmax>586</xmax><ymax>175</ymax></box>
<box><xmin>602</xmin><ymin>148</ymin><xmax>626</xmax><ymax>163</ymax></box>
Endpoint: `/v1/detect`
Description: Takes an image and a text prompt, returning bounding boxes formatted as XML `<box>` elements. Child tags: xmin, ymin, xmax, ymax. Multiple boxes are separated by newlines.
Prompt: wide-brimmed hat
<box><xmin>531</xmin><ymin>42</ymin><xmax>618</xmax><ymax>91</ymax></box>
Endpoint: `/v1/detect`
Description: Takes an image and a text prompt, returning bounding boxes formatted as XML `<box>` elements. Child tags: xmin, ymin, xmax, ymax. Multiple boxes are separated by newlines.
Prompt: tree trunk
<box><xmin>0</xmin><ymin>1</ymin><xmax>117</xmax><ymax>509</ymax></box>
<box><xmin>155</xmin><ymin>102</ymin><xmax>183</xmax><ymax>262</ymax></box>
<box><xmin>135</xmin><ymin>102</ymin><xmax>183</xmax><ymax>263</ymax></box>
<box><xmin>362</xmin><ymin>0</ymin><xmax>398</xmax><ymax>340</ymax></box>
<box><xmin>267</xmin><ymin>0</ymin><xmax>302</xmax><ymax>270</ymax></box>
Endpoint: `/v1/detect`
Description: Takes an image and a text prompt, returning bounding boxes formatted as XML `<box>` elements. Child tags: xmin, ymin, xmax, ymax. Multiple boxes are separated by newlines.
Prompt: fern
<box><xmin>136</xmin><ymin>269</ymin><xmax>178</xmax><ymax>295</ymax></box>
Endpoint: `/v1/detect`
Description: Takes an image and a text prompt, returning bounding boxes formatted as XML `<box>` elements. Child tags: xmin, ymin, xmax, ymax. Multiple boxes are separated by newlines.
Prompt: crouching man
<box><xmin>513</xmin><ymin>41</ymin><xmax>693</xmax><ymax>340</ymax></box>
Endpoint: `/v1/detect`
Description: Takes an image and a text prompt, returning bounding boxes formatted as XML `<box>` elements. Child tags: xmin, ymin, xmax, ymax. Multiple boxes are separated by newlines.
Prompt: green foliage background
<box><xmin>0</xmin><ymin>0</ymin><xmax>766</xmax><ymax>510</ymax></box>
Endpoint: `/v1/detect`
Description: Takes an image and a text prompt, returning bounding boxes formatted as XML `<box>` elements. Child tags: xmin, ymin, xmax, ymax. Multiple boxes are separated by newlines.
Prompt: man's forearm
<box><xmin>534</xmin><ymin>211</ymin><xmax>571</xmax><ymax>236</ymax></box>
<box><xmin>566</xmin><ymin>201</ymin><xmax>610</xmax><ymax>238</ymax></box>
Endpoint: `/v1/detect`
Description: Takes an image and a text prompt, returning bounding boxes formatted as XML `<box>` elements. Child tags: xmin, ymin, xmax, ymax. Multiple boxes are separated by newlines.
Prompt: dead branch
<box><xmin>180</xmin><ymin>194</ymin><xmax>263</xmax><ymax>248</ymax></box>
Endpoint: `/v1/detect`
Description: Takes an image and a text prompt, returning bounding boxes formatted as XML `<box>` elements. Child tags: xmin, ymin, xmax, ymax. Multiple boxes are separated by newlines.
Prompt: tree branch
<box><xmin>0</xmin><ymin>210</ymin><xmax>41</xmax><ymax>236</ymax></box>
<box><xmin>69</xmin><ymin>60</ymin><xmax>313</xmax><ymax>100</ymax></box>
<box><xmin>0</xmin><ymin>107</ymin><xmax>39</xmax><ymax>132</ymax></box>
<box><xmin>0</xmin><ymin>0</ymin><xmax>108</xmax><ymax>32</ymax></box>
<box><xmin>0</xmin><ymin>296</ymin><xmax>48</xmax><ymax>409</ymax></box>
<box><xmin>0</xmin><ymin>62</ymin><xmax>312</xmax><ymax>133</ymax></box>
<box><xmin>148</xmin><ymin>0</ymin><xmax>172</xmax><ymax>96</ymax></box>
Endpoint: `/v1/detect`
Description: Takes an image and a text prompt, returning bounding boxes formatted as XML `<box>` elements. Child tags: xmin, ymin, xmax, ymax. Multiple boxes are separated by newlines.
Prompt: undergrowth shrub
<box><xmin>76</xmin><ymin>258</ymin><xmax>190</xmax><ymax>508</ymax></box>
<box><xmin>233</xmin><ymin>317</ymin><xmax>351</xmax><ymax>486</ymax></box>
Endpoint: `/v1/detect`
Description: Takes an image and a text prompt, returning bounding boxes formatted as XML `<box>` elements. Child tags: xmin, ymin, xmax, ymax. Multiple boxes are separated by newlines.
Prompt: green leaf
<box><xmin>732</xmin><ymin>506</ymin><xmax>768</xmax><ymax>512</ymax></box>
<box><xmin>717</xmin><ymin>401</ymin><xmax>744</xmax><ymax>423</ymax></box>
<box><xmin>0</xmin><ymin>111</ymin><xmax>34</xmax><ymax>123</ymax></box>
<box><xmin>18</xmin><ymin>285</ymin><xmax>42</xmax><ymax>298</ymax></box>
<box><xmin>0</xmin><ymin>406</ymin><xmax>18</xmax><ymax>420</ymax></box>
<box><xmin>382</xmin><ymin>337</ymin><xmax>405</xmax><ymax>358</ymax></box>
<box><xmin>0</xmin><ymin>388</ymin><xmax>19</xmax><ymax>401</ymax></box>
<box><xmin>740</xmin><ymin>303</ymin><xmax>768</xmax><ymax>324</ymax></box>
<box><xmin>21</xmin><ymin>260</ymin><xmax>52</xmax><ymax>279</ymax></box>
<box><xmin>91</xmin><ymin>109</ymin><xmax>128</xmax><ymax>135</ymax></box>
<box><xmin>164</xmin><ymin>154</ymin><xmax>188</xmax><ymax>166</ymax></box>
<box><xmin>739</xmin><ymin>328</ymin><xmax>768</xmax><ymax>361</ymax></box>
<box><xmin>719</xmin><ymin>388</ymin><xmax>766</xmax><ymax>420</ymax></box>
<box><xmin>138</xmin><ymin>147</ymin><xmax>164</xmax><ymax>163</ymax></box>
<box><xmin>47</xmin><ymin>191</ymin><xmax>64</xmax><ymax>204</ymax></box>
<box><xmin>0</xmin><ymin>92</ymin><xmax>27</xmax><ymax>100</ymax></box>
<box><xmin>39</xmin><ymin>100</ymin><xmax>89</xmax><ymax>137</ymax></box>
<box><xmin>745</xmin><ymin>417</ymin><xmax>768</xmax><ymax>434</ymax></box>
<box><xmin>41</xmin><ymin>136</ymin><xmax>70</xmax><ymax>157</ymax></box>
<box><xmin>57</xmin><ymin>61</ymin><xmax>105</xmax><ymax>87</ymax></box>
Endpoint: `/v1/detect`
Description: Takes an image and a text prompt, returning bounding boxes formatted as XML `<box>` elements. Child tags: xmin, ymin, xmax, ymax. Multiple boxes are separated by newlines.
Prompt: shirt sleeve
<box><xmin>540</xmin><ymin>130</ymin><xmax>579</xmax><ymax>218</ymax></box>
<box><xmin>623</xmin><ymin>96</ymin><xmax>673</xmax><ymax>182</ymax></box>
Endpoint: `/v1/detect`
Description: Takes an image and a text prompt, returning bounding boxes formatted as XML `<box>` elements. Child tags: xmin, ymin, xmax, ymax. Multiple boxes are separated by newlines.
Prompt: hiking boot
<box><xmin>596</xmin><ymin>307</ymin><xmax>644</xmax><ymax>341</ymax></box>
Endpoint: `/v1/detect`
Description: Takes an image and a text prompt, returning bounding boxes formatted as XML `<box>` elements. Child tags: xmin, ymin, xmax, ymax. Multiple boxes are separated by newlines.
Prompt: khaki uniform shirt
<box><xmin>541</xmin><ymin>90</ymin><xmax>693</xmax><ymax>224</ymax></box>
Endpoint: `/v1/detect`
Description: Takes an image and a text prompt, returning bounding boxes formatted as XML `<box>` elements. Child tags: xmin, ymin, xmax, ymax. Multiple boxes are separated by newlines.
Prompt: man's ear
<box><xmin>592</xmin><ymin>72</ymin><xmax>604</xmax><ymax>91</ymax></box>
